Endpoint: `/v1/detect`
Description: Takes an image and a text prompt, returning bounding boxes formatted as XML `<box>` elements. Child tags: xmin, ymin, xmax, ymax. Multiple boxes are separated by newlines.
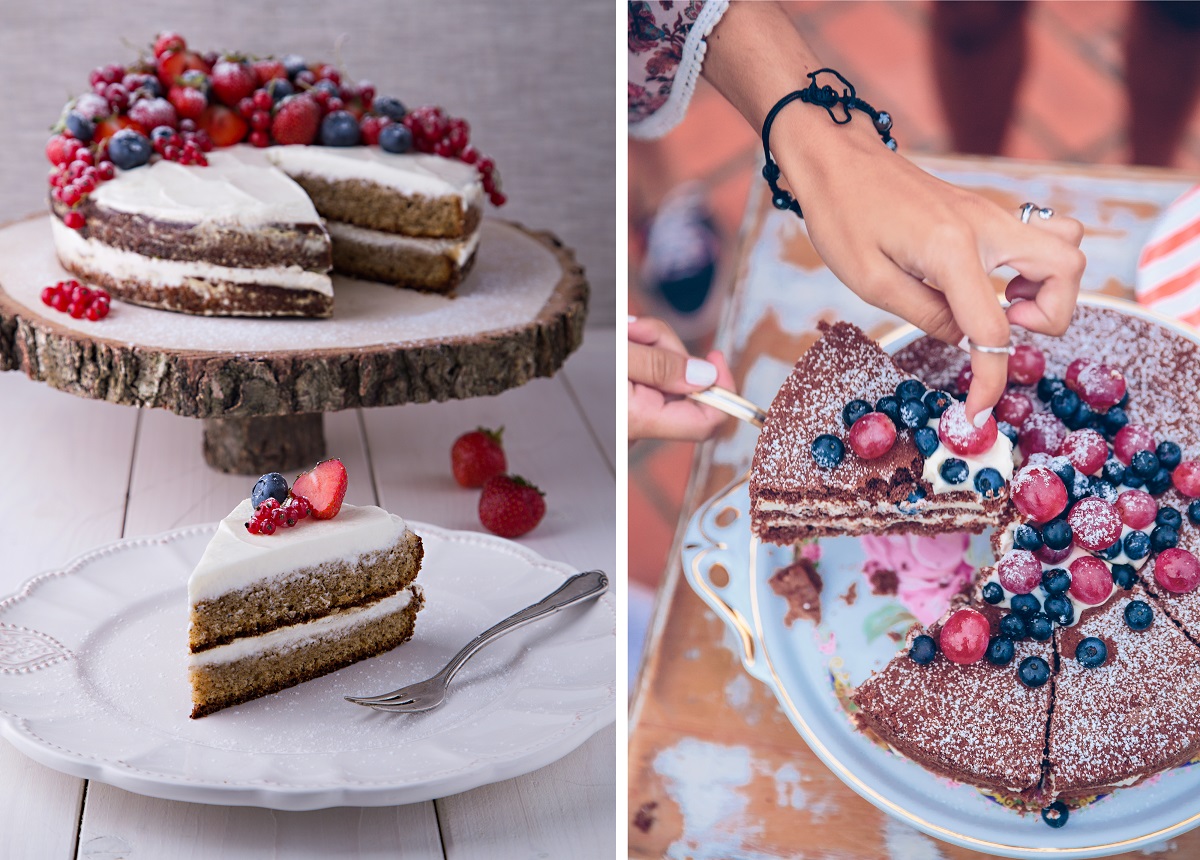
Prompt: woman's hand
<box><xmin>628</xmin><ymin>317</ymin><xmax>736</xmax><ymax>441</ymax></box>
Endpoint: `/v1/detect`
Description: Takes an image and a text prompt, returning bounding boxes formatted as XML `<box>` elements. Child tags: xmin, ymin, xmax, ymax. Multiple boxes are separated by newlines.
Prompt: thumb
<box><xmin>629</xmin><ymin>342</ymin><xmax>719</xmax><ymax>395</ymax></box>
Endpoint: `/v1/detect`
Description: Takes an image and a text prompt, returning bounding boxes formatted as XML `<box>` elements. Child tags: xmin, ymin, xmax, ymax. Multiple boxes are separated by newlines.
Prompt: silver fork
<box><xmin>345</xmin><ymin>569</ymin><xmax>609</xmax><ymax>713</ymax></box>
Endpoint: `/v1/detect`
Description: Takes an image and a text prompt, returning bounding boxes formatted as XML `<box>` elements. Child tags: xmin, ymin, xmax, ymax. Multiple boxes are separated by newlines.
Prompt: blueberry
<box><xmin>842</xmin><ymin>398</ymin><xmax>872</xmax><ymax>428</ymax></box>
<box><xmin>1157</xmin><ymin>506</ymin><xmax>1183</xmax><ymax>529</ymax></box>
<box><xmin>896</xmin><ymin>379</ymin><xmax>925</xmax><ymax>402</ymax></box>
<box><xmin>1151</xmin><ymin>524</ymin><xmax>1179</xmax><ymax>552</ymax></box>
<box><xmin>1042</xmin><ymin>568</ymin><xmax>1071</xmax><ymax>595</ymax></box>
<box><xmin>1123</xmin><ymin>530</ymin><xmax>1151</xmax><ymax>560</ymax></box>
<box><xmin>1112</xmin><ymin>563</ymin><xmax>1137</xmax><ymax>590</ymax></box>
<box><xmin>908</xmin><ymin>634</ymin><xmax>937</xmax><ymax>665</ymax></box>
<box><xmin>313</xmin><ymin>79</ymin><xmax>341</xmax><ymax>97</ymax></box>
<box><xmin>940</xmin><ymin>458</ymin><xmax>969</xmax><ymax>485</ymax></box>
<box><xmin>282</xmin><ymin>53</ymin><xmax>308</xmax><ymax>78</ymax></box>
<box><xmin>107</xmin><ymin>128</ymin><xmax>152</xmax><ymax>169</ymax></box>
<box><xmin>999</xmin><ymin>613</ymin><xmax>1027</xmax><ymax>640</ymax></box>
<box><xmin>1042</xmin><ymin>801</ymin><xmax>1070</xmax><ymax>828</ymax></box>
<box><xmin>1069</xmin><ymin>474</ymin><xmax>1092</xmax><ymax>504</ymax></box>
<box><xmin>1037</xmin><ymin>375</ymin><xmax>1064</xmax><ymax>403</ymax></box>
<box><xmin>1014</xmin><ymin>523</ymin><xmax>1044</xmax><ymax>552</ymax></box>
<box><xmin>1044</xmin><ymin>595</ymin><xmax>1074</xmax><ymax>625</ymax></box>
<box><xmin>986</xmin><ymin>637</ymin><xmax>1015</xmax><ymax>666</ymax></box>
<box><xmin>1050</xmin><ymin>460</ymin><xmax>1076</xmax><ymax>490</ymax></box>
<box><xmin>1131</xmin><ymin>450</ymin><xmax>1159</xmax><ymax>478</ymax></box>
<box><xmin>266</xmin><ymin>78</ymin><xmax>294</xmax><ymax>101</ymax></box>
<box><xmin>1019</xmin><ymin>655</ymin><xmax>1051</xmax><ymax>688</ymax></box>
<box><xmin>914</xmin><ymin>426</ymin><xmax>940</xmax><ymax>458</ymax></box>
<box><xmin>875</xmin><ymin>396</ymin><xmax>901</xmax><ymax>426</ymax></box>
<box><xmin>974</xmin><ymin>467</ymin><xmax>1006</xmax><ymax>499</ymax></box>
<box><xmin>1123</xmin><ymin>470</ymin><xmax>1145</xmax><ymax>490</ymax></box>
<box><xmin>318</xmin><ymin>110</ymin><xmax>361</xmax><ymax>146</ymax></box>
<box><xmin>898</xmin><ymin>398</ymin><xmax>930</xmax><ymax>429</ymax></box>
<box><xmin>1011</xmin><ymin>593</ymin><xmax>1041</xmax><ymax>617</ymax></box>
<box><xmin>922</xmin><ymin>389</ymin><xmax>953</xmax><ymax>418</ymax></box>
<box><xmin>1102</xmin><ymin>457</ymin><xmax>1126</xmax><ymax>486</ymax></box>
<box><xmin>1027</xmin><ymin>613</ymin><xmax>1054</xmax><ymax>641</ymax></box>
<box><xmin>150</xmin><ymin>126</ymin><xmax>177</xmax><ymax>145</ymax></box>
<box><xmin>1157</xmin><ymin>441</ymin><xmax>1182</xmax><ymax>471</ymax></box>
<box><xmin>1051</xmin><ymin>389</ymin><xmax>1080</xmax><ymax>422</ymax></box>
<box><xmin>982</xmin><ymin>581</ymin><xmax>1004</xmax><ymax>604</ymax></box>
<box><xmin>1190</xmin><ymin>499</ymin><xmax>1200</xmax><ymax>525</ymax></box>
<box><xmin>379</xmin><ymin>123</ymin><xmax>414</xmax><ymax>154</ymax></box>
<box><xmin>252</xmin><ymin>472</ymin><xmax>289</xmax><ymax>507</ymax></box>
<box><xmin>1119</xmin><ymin>389</ymin><xmax>1130</xmax><ymax>408</ymax></box>
<box><xmin>1070</xmin><ymin>403</ymin><xmax>1095</xmax><ymax>431</ymax></box>
<box><xmin>1089</xmin><ymin>479</ymin><xmax>1118</xmax><ymax>504</ymax></box>
<box><xmin>905</xmin><ymin>487</ymin><xmax>926</xmax><ymax>505</ymax></box>
<box><xmin>1096</xmin><ymin>540</ymin><xmax>1122</xmax><ymax>561</ymax></box>
<box><xmin>1103</xmin><ymin>406</ymin><xmax>1129</xmax><ymax>437</ymax></box>
<box><xmin>1146</xmin><ymin>467</ymin><xmax>1173</xmax><ymax>495</ymax></box>
<box><xmin>997</xmin><ymin>421</ymin><xmax>1019</xmax><ymax>446</ymax></box>
<box><xmin>1075</xmin><ymin>636</ymin><xmax>1108</xmax><ymax>668</ymax></box>
<box><xmin>1125</xmin><ymin>599</ymin><xmax>1154</xmax><ymax>631</ymax></box>
<box><xmin>1042</xmin><ymin>519</ymin><xmax>1073</xmax><ymax>551</ymax></box>
<box><xmin>65</xmin><ymin>110</ymin><xmax>94</xmax><ymax>144</ymax></box>
<box><xmin>810</xmin><ymin>434</ymin><xmax>844</xmax><ymax>469</ymax></box>
<box><xmin>372</xmin><ymin>95</ymin><xmax>408</xmax><ymax>121</ymax></box>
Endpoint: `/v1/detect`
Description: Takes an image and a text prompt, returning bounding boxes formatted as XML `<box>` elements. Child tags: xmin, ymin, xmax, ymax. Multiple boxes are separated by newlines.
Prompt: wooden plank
<box><xmin>559</xmin><ymin>328</ymin><xmax>617</xmax><ymax>473</ymax></box>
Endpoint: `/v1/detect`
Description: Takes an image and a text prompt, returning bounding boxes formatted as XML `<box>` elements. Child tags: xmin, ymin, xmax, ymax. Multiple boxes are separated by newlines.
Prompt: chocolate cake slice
<box><xmin>750</xmin><ymin>321</ymin><xmax>1009</xmax><ymax>543</ymax></box>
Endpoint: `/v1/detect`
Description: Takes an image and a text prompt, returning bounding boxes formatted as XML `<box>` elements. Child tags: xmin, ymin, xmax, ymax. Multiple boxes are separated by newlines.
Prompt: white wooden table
<box><xmin>0</xmin><ymin>330</ymin><xmax>615</xmax><ymax>859</ymax></box>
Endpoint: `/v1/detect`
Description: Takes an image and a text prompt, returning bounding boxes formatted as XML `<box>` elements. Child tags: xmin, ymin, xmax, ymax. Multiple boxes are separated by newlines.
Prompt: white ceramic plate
<box><xmin>683</xmin><ymin>296</ymin><xmax>1200</xmax><ymax>858</ymax></box>
<box><xmin>0</xmin><ymin>522</ymin><xmax>615</xmax><ymax>810</ymax></box>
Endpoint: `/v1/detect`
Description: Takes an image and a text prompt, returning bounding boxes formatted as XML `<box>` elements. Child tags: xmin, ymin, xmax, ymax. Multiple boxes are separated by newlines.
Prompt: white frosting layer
<box><xmin>922</xmin><ymin>421</ymin><xmax>1015</xmax><ymax>494</ymax></box>
<box><xmin>188</xmin><ymin>500</ymin><xmax>406</xmax><ymax>603</ymax></box>
<box><xmin>266</xmin><ymin>146</ymin><xmax>483</xmax><ymax>210</ymax></box>
<box><xmin>326</xmin><ymin>219</ymin><xmax>481</xmax><ymax>266</ymax></box>
<box><xmin>91</xmin><ymin>148</ymin><xmax>323</xmax><ymax>227</ymax></box>
<box><xmin>52</xmin><ymin>217</ymin><xmax>333</xmax><ymax>296</ymax></box>
<box><xmin>189</xmin><ymin>586</ymin><xmax>417</xmax><ymax>666</ymax></box>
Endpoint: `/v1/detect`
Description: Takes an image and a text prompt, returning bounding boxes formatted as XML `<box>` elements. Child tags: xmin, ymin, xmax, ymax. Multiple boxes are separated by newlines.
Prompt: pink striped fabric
<box><xmin>1136</xmin><ymin>184</ymin><xmax>1200</xmax><ymax>328</ymax></box>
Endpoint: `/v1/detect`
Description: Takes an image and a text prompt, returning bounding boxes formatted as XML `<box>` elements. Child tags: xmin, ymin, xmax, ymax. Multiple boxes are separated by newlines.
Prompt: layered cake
<box><xmin>46</xmin><ymin>32</ymin><xmax>503</xmax><ymax>316</ymax></box>
<box><xmin>188</xmin><ymin>459</ymin><xmax>424</xmax><ymax>717</ymax></box>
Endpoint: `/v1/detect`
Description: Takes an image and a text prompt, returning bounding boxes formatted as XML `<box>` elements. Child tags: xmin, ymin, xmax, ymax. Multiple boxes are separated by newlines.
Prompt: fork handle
<box><xmin>438</xmin><ymin>569</ymin><xmax>609</xmax><ymax>685</ymax></box>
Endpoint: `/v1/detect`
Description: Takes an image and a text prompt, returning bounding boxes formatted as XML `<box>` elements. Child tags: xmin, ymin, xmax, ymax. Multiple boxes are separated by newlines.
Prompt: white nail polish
<box><xmin>972</xmin><ymin>406</ymin><xmax>994</xmax><ymax>428</ymax></box>
<box><xmin>957</xmin><ymin>336</ymin><xmax>970</xmax><ymax>353</ymax></box>
<box><xmin>628</xmin><ymin>315</ymin><xmax>638</xmax><ymax>324</ymax></box>
<box><xmin>685</xmin><ymin>358</ymin><xmax>718</xmax><ymax>387</ymax></box>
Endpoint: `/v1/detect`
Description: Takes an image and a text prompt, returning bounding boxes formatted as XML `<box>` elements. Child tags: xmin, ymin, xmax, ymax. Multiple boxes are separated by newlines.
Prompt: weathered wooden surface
<box><xmin>628</xmin><ymin>154</ymin><xmax>1200</xmax><ymax>858</ymax></box>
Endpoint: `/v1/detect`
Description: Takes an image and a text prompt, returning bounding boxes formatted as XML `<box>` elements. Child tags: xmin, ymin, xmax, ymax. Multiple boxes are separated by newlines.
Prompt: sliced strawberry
<box><xmin>290</xmin><ymin>458</ymin><xmax>348</xmax><ymax>520</ymax></box>
<box><xmin>198</xmin><ymin>105</ymin><xmax>249</xmax><ymax>147</ymax></box>
<box><xmin>271</xmin><ymin>94</ymin><xmax>321</xmax><ymax>145</ymax></box>
<box><xmin>93</xmin><ymin>115</ymin><xmax>140</xmax><ymax>143</ymax></box>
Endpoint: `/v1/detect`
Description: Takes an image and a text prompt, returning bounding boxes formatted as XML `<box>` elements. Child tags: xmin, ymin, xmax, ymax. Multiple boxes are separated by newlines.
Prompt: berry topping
<box><xmin>251</xmin><ymin>472</ymin><xmax>289</xmax><ymax>508</ymax></box>
<box><xmin>848</xmin><ymin>412</ymin><xmax>896</xmax><ymax>460</ymax></box>
<box><xmin>1067</xmin><ymin>497</ymin><xmax>1123</xmax><ymax>550</ymax></box>
<box><xmin>1014</xmin><ymin>523</ymin><xmax>1044</xmax><ymax>551</ymax></box>
<box><xmin>373</xmin><ymin>95</ymin><xmax>407</xmax><ymax>121</ymax></box>
<box><xmin>1155</xmin><ymin>547</ymin><xmax>1200</xmax><ymax>594</ymax></box>
<box><xmin>1115</xmin><ymin>489</ymin><xmax>1157</xmax><ymax>529</ymax></box>
<box><xmin>1019</xmin><ymin>655</ymin><xmax>1051</xmax><ymax>688</ymax></box>
<box><xmin>271</xmin><ymin>94</ymin><xmax>322</xmax><ymax>145</ymax></box>
<box><xmin>1075</xmin><ymin>636</ymin><xmax>1108</xmax><ymax>668</ymax></box>
<box><xmin>1060</xmin><ymin>429</ymin><xmax>1107</xmax><ymax>476</ymax></box>
<box><xmin>1044</xmin><ymin>594</ymin><xmax>1075</xmax><ymax>625</ymax></box>
<box><xmin>986</xmin><ymin>637</ymin><xmax>1015</xmax><ymax>666</ymax></box>
<box><xmin>1114</xmin><ymin>424</ymin><xmax>1156</xmax><ymax>465</ymax></box>
<box><xmin>908</xmin><ymin>634</ymin><xmax>938</xmax><ymax>665</ymax></box>
<box><xmin>168</xmin><ymin>84</ymin><xmax>208</xmax><ymax>121</ymax></box>
<box><xmin>1018</xmin><ymin>411</ymin><xmax>1067</xmax><ymax>457</ymax></box>
<box><xmin>1190</xmin><ymin>500</ymin><xmax>1200</xmax><ymax>525</ymax></box>
<box><xmin>1007</xmin><ymin>343</ymin><xmax>1046</xmax><ymax>385</ymax></box>
<box><xmin>198</xmin><ymin>104</ymin><xmax>248</xmax><ymax>148</ymax></box>
<box><xmin>896</xmin><ymin>379</ymin><xmax>925</xmax><ymax>402</ymax></box>
<box><xmin>1035</xmin><ymin>543</ymin><xmax>1072</xmax><ymax>565</ymax></box>
<box><xmin>1130</xmin><ymin>449</ymin><xmax>1160</xmax><ymax>479</ymax></box>
<box><xmin>922</xmin><ymin>389</ymin><xmax>953</xmax><ymax>418</ymax></box>
<box><xmin>1125</xmin><ymin>599</ymin><xmax>1154</xmax><ymax>631</ymax></box>
<box><xmin>128</xmin><ymin>96</ymin><xmax>179</xmax><ymax>132</ymax></box>
<box><xmin>998</xmin><ymin>550</ymin><xmax>1042</xmax><ymax>594</ymax></box>
<box><xmin>1050</xmin><ymin>388</ymin><xmax>1080</xmax><ymax>423</ymax></box>
<box><xmin>39</xmin><ymin>280</ymin><xmax>110</xmax><ymax>319</ymax></box>
<box><xmin>938</xmin><ymin>401</ymin><xmax>998</xmax><ymax>456</ymax></box>
<box><xmin>982</xmin><ymin>581</ymin><xmax>1004</xmax><ymax>604</ymax></box>
<box><xmin>997</xmin><ymin>421</ymin><xmax>1019</xmax><ymax>446</ymax></box>
<box><xmin>319</xmin><ymin>110</ymin><xmax>361</xmax><ymax>146</ymax></box>
<box><xmin>999</xmin><ymin>612</ymin><xmax>1027</xmax><ymax>640</ymax></box>
<box><xmin>1064</xmin><ymin>358</ymin><xmax>1093</xmax><ymax>393</ymax></box>
<box><xmin>1124</xmin><ymin>530</ymin><xmax>1151</xmax><ymax>560</ymax></box>
<box><xmin>66</xmin><ymin>111</ymin><xmax>95</xmax><ymax>144</ymax></box>
<box><xmin>1011</xmin><ymin>465</ymin><xmax>1068</xmax><ymax>523</ymax></box>
<box><xmin>107</xmin><ymin>129</ymin><xmax>152</xmax><ymax>169</ymax></box>
<box><xmin>939</xmin><ymin>608</ymin><xmax>990</xmax><ymax>664</ymax></box>
<box><xmin>378</xmin><ymin>123</ymin><xmax>414</xmax><ymax>154</ymax></box>
<box><xmin>842</xmin><ymin>399</ymin><xmax>873</xmax><ymax>429</ymax></box>
<box><xmin>1042</xmin><ymin>801</ymin><xmax>1069</xmax><ymax>828</ymax></box>
<box><xmin>1172</xmin><ymin>461</ymin><xmax>1200</xmax><ymax>498</ymax></box>
<box><xmin>1103</xmin><ymin>406</ymin><xmax>1129</xmax><ymax>437</ymax></box>
<box><xmin>913</xmin><ymin>426</ymin><xmax>939</xmax><ymax>458</ymax></box>
<box><xmin>897</xmin><ymin>398</ymin><xmax>930</xmax><ymax>430</ymax></box>
<box><xmin>1037</xmin><ymin>376</ymin><xmax>1065</xmax><ymax>403</ymax></box>
<box><xmin>1011</xmin><ymin>593</ymin><xmax>1041</xmax><ymax>617</ymax></box>
<box><xmin>1151</xmin><ymin>524</ymin><xmax>1180</xmax><ymax>552</ymax></box>
<box><xmin>1157</xmin><ymin>506</ymin><xmax>1183</xmax><ymax>529</ymax></box>
<box><xmin>939</xmin><ymin>458</ymin><xmax>969</xmax><ymax>485</ymax></box>
<box><xmin>974</xmin><ymin>467</ymin><xmax>1006</xmax><ymax>498</ymax></box>
<box><xmin>1112</xmin><ymin>562</ymin><xmax>1137</xmax><ymax>589</ymax></box>
<box><xmin>478</xmin><ymin>474</ymin><xmax>547</xmax><ymax>537</ymax></box>
<box><xmin>211</xmin><ymin>60</ymin><xmax>257</xmax><ymax>107</ymax></box>
<box><xmin>1150</xmin><ymin>464</ymin><xmax>1182</xmax><ymax>495</ymax></box>
<box><xmin>451</xmin><ymin>427</ymin><xmax>507</xmax><ymax>487</ymax></box>
<box><xmin>1075</xmin><ymin>362</ymin><xmax>1126</xmax><ymax>411</ymax></box>
<box><xmin>1089</xmin><ymin>479</ymin><xmax>1119</xmax><ymax>504</ymax></box>
<box><xmin>1027</xmin><ymin>613</ymin><xmax>1054</xmax><ymax>641</ymax></box>
<box><xmin>995</xmin><ymin>390</ymin><xmax>1034</xmax><ymax>428</ymax></box>
<box><xmin>1068</xmin><ymin>555</ymin><xmax>1113</xmax><ymax>605</ymax></box>
<box><xmin>874</xmin><ymin>396</ymin><xmax>900</xmax><ymax>426</ymax></box>
<box><xmin>290</xmin><ymin>458</ymin><xmax>348</xmax><ymax>520</ymax></box>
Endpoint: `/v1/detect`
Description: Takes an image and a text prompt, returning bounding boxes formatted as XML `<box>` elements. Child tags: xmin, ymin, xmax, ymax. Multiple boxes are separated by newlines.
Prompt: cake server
<box><xmin>687</xmin><ymin>385</ymin><xmax>768</xmax><ymax>427</ymax></box>
<box><xmin>346</xmin><ymin>568</ymin><xmax>609</xmax><ymax>712</ymax></box>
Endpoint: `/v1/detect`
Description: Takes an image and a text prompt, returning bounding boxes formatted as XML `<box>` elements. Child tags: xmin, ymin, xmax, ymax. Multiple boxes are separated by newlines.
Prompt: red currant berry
<box><xmin>1068</xmin><ymin>555</ymin><xmax>1113</xmax><ymax>605</ymax></box>
<box><xmin>1018</xmin><ymin>411</ymin><xmax>1066</xmax><ymax>457</ymax></box>
<box><xmin>998</xmin><ymin>550</ymin><xmax>1042</xmax><ymax>594</ymax></box>
<box><xmin>63</xmin><ymin>211</ymin><xmax>85</xmax><ymax>229</ymax></box>
<box><xmin>85</xmin><ymin>304</ymin><xmax>102</xmax><ymax>321</ymax></box>
<box><xmin>1007</xmin><ymin>344</ymin><xmax>1046</xmax><ymax>385</ymax></box>
<box><xmin>1115</xmin><ymin>489</ymin><xmax>1157</xmax><ymax>529</ymax></box>
<box><xmin>260</xmin><ymin>519</ymin><xmax>276</xmax><ymax>536</ymax></box>
<box><xmin>1011</xmin><ymin>464</ymin><xmax>1068</xmax><ymax>523</ymax></box>
<box><xmin>490</xmin><ymin>191</ymin><xmax>507</xmax><ymax>207</ymax></box>
<box><xmin>1155</xmin><ymin>547</ymin><xmax>1200</xmax><ymax>594</ymax></box>
<box><xmin>272</xmin><ymin>507</ymin><xmax>288</xmax><ymax>526</ymax></box>
<box><xmin>249</xmin><ymin>130</ymin><xmax>270</xmax><ymax>148</ymax></box>
<box><xmin>938</xmin><ymin>401</ymin><xmax>998</xmax><ymax>456</ymax></box>
<box><xmin>1076</xmin><ymin>363</ymin><xmax>1126</xmax><ymax>411</ymax></box>
<box><xmin>939</xmin><ymin>608</ymin><xmax>990</xmax><ymax>665</ymax></box>
<box><xmin>246</xmin><ymin>518</ymin><xmax>261</xmax><ymax>535</ymax></box>
<box><xmin>1114</xmin><ymin>424</ymin><xmax>1156</xmax><ymax>465</ymax></box>
<box><xmin>1060</xmin><ymin>428</ymin><xmax>1107</xmax><ymax>475</ymax></box>
<box><xmin>1064</xmin><ymin>358</ymin><xmax>1093</xmax><ymax>393</ymax></box>
<box><xmin>460</xmin><ymin>145</ymin><xmax>478</xmax><ymax>164</ymax></box>
<box><xmin>92</xmin><ymin>301</ymin><xmax>110</xmax><ymax>319</ymax></box>
<box><xmin>251</xmin><ymin>110</ymin><xmax>271</xmax><ymax>131</ymax></box>
<box><xmin>252</xmin><ymin>89</ymin><xmax>273</xmax><ymax>111</ymax></box>
<box><xmin>1068</xmin><ymin>497</ymin><xmax>1123</xmax><ymax>551</ymax></box>
<box><xmin>41</xmin><ymin>287</ymin><xmax>55</xmax><ymax>306</ymax></box>
<box><xmin>67</xmin><ymin>301</ymin><xmax>86</xmax><ymax>319</ymax></box>
<box><xmin>237</xmin><ymin>96</ymin><xmax>256</xmax><ymax>118</ymax></box>
<box><xmin>433</xmin><ymin>139</ymin><xmax>453</xmax><ymax>158</ymax></box>
<box><xmin>1173</xmin><ymin>461</ymin><xmax>1200</xmax><ymax>498</ymax></box>
<box><xmin>995</xmin><ymin>390</ymin><xmax>1034</xmax><ymax>428</ymax></box>
<box><xmin>848</xmin><ymin>412</ymin><xmax>897</xmax><ymax>460</ymax></box>
<box><xmin>326</xmin><ymin>97</ymin><xmax>345</xmax><ymax>113</ymax></box>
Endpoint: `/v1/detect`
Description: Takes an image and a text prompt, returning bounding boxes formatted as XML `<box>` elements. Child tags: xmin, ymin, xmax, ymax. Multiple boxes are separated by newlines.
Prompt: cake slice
<box><xmin>750</xmin><ymin>321</ymin><xmax>1011</xmax><ymax>543</ymax></box>
<box><xmin>188</xmin><ymin>481</ymin><xmax>424</xmax><ymax>718</ymax></box>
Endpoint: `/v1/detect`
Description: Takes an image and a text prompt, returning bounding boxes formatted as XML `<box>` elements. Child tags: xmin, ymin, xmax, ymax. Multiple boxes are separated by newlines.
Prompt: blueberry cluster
<box><xmin>841</xmin><ymin>378</ymin><xmax>952</xmax><ymax>435</ymax></box>
<box><xmin>1041</xmin><ymin>376</ymin><xmax>1130</xmax><ymax>436</ymax></box>
<box><xmin>939</xmin><ymin>460</ymin><xmax>1006</xmax><ymax>498</ymax></box>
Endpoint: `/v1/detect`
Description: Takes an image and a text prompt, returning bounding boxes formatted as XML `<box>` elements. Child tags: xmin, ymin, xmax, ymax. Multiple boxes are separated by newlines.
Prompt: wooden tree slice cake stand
<box><xmin>0</xmin><ymin>215</ymin><xmax>588</xmax><ymax>473</ymax></box>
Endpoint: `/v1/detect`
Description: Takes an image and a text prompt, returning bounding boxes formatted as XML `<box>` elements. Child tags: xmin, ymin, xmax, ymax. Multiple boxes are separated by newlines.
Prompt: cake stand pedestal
<box><xmin>0</xmin><ymin>216</ymin><xmax>588</xmax><ymax>474</ymax></box>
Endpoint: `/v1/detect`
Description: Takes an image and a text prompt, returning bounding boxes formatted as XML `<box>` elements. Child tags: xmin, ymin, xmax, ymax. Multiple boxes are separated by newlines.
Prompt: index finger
<box><xmin>995</xmin><ymin>220</ymin><xmax>1086</xmax><ymax>336</ymax></box>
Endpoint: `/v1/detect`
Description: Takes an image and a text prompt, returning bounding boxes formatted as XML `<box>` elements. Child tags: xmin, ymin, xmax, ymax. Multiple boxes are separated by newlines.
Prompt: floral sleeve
<box><xmin>628</xmin><ymin>0</ymin><xmax>730</xmax><ymax>139</ymax></box>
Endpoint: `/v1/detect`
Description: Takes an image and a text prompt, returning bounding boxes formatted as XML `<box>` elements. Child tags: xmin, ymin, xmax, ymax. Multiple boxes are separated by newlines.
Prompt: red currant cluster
<box><xmin>47</xmin><ymin>139</ymin><xmax>116</xmax><ymax>228</ymax></box>
<box><xmin>152</xmin><ymin>125</ymin><xmax>213</xmax><ymax>165</ymax></box>
<box><xmin>40</xmin><ymin>280</ymin><xmax>111</xmax><ymax>321</ymax></box>
<box><xmin>401</xmin><ymin>106</ymin><xmax>506</xmax><ymax>206</ymax></box>
<box><xmin>245</xmin><ymin>496</ymin><xmax>312</xmax><ymax>535</ymax></box>
<box><xmin>237</xmin><ymin>88</ymin><xmax>278</xmax><ymax>148</ymax></box>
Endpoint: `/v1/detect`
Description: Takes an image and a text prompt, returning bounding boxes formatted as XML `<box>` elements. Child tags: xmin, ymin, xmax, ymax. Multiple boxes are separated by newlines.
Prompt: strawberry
<box><xmin>153</xmin><ymin>32</ymin><xmax>187</xmax><ymax>59</ymax></box>
<box><xmin>93</xmin><ymin>115</ymin><xmax>139</xmax><ymax>143</ymax></box>
<box><xmin>271</xmin><ymin>94</ymin><xmax>321</xmax><ymax>145</ymax></box>
<box><xmin>168</xmin><ymin>85</ymin><xmax>208</xmax><ymax>121</ymax></box>
<box><xmin>290</xmin><ymin>459</ymin><xmax>348</xmax><ymax>520</ymax></box>
<box><xmin>128</xmin><ymin>97</ymin><xmax>178</xmax><ymax>132</ymax></box>
<box><xmin>252</xmin><ymin>59</ymin><xmax>287</xmax><ymax>86</ymax></box>
<box><xmin>478</xmin><ymin>475</ymin><xmax>546</xmax><ymax>538</ymax></box>
<box><xmin>157</xmin><ymin>49</ymin><xmax>208</xmax><ymax>89</ymax></box>
<box><xmin>211</xmin><ymin>60</ymin><xmax>257</xmax><ymax>107</ymax></box>
<box><xmin>451</xmin><ymin>427</ymin><xmax>506</xmax><ymax>488</ymax></box>
<box><xmin>45</xmin><ymin>135</ymin><xmax>79</xmax><ymax>166</ymax></box>
<box><xmin>198</xmin><ymin>105</ymin><xmax>249</xmax><ymax>147</ymax></box>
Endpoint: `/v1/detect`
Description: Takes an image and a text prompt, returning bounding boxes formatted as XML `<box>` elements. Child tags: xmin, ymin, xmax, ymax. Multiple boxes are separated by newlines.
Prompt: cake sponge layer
<box><xmin>327</xmin><ymin>220</ymin><xmax>478</xmax><ymax>294</ymax></box>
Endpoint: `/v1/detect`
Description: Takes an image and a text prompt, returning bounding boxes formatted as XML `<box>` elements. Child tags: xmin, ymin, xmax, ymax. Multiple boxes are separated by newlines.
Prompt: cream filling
<box><xmin>189</xmin><ymin>586</ymin><xmax>416</xmax><ymax>666</ymax></box>
<box><xmin>922</xmin><ymin>420</ymin><xmax>1015</xmax><ymax>494</ymax></box>
<box><xmin>52</xmin><ymin>217</ymin><xmax>333</xmax><ymax>296</ymax></box>
<box><xmin>325</xmin><ymin>219</ymin><xmax>481</xmax><ymax>266</ymax></box>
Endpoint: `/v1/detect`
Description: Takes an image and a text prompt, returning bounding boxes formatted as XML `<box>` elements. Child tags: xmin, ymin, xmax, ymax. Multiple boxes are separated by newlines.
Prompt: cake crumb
<box><xmin>867</xmin><ymin>567</ymin><xmax>900</xmax><ymax>596</ymax></box>
<box><xmin>769</xmin><ymin>559</ymin><xmax>823</xmax><ymax>626</ymax></box>
<box><xmin>632</xmin><ymin>801</ymin><xmax>658</xmax><ymax>833</ymax></box>
<box><xmin>841</xmin><ymin>582</ymin><xmax>858</xmax><ymax>606</ymax></box>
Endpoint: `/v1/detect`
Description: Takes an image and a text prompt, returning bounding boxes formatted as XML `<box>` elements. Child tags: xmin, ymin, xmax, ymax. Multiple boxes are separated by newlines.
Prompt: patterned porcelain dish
<box><xmin>683</xmin><ymin>296</ymin><xmax>1200</xmax><ymax>858</ymax></box>
<box><xmin>0</xmin><ymin>522</ymin><xmax>615</xmax><ymax>810</ymax></box>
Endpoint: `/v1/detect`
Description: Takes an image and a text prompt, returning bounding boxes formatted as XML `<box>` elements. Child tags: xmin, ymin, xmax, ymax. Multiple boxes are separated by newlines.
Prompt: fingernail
<box><xmin>628</xmin><ymin>315</ymin><xmax>638</xmax><ymax>324</ymax></box>
<box><xmin>972</xmin><ymin>406</ymin><xmax>993</xmax><ymax>428</ymax></box>
<box><xmin>957</xmin><ymin>336</ymin><xmax>970</xmax><ymax>353</ymax></box>
<box><xmin>685</xmin><ymin>358</ymin><xmax>718</xmax><ymax>387</ymax></box>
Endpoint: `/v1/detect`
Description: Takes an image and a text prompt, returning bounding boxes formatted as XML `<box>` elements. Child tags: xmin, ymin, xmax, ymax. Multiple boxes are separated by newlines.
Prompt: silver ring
<box><xmin>1019</xmin><ymin>202</ymin><xmax>1054</xmax><ymax>224</ymax></box>
<box><xmin>968</xmin><ymin>339</ymin><xmax>1016</xmax><ymax>355</ymax></box>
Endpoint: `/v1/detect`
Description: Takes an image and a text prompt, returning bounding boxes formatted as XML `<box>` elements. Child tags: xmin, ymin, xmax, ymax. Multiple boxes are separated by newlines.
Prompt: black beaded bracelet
<box><xmin>761</xmin><ymin>68</ymin><xmax>897</xmax><ymax>218</ymax></box>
